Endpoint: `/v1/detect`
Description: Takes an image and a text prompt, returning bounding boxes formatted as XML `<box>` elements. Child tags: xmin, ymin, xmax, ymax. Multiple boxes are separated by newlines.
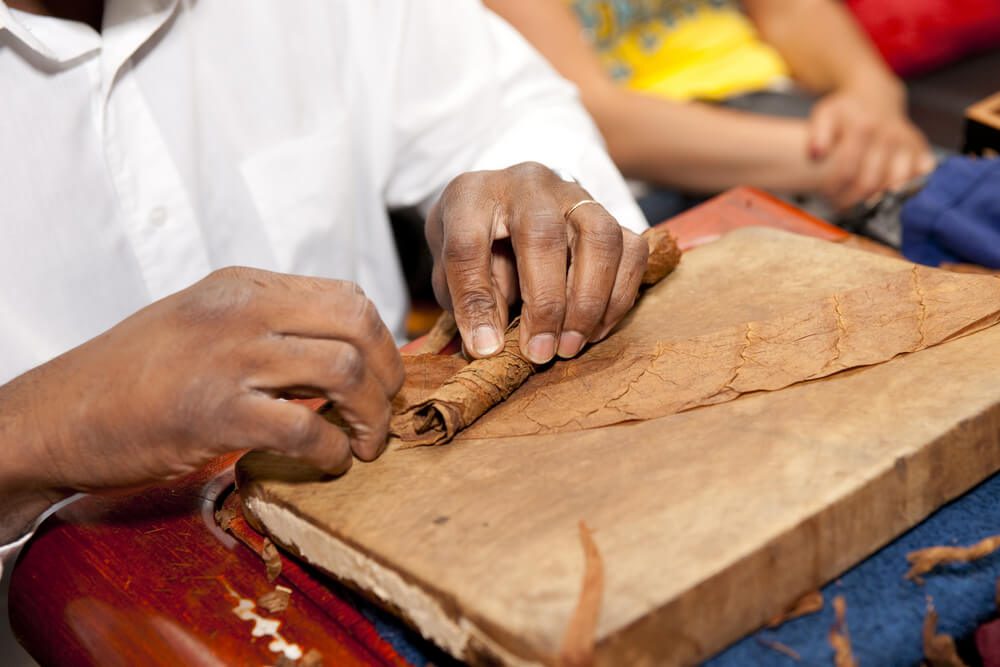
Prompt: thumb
<box><xmin>808</xmin><ymin>102</ymin><xmax>839</xmax><ymax>160</ymax></box>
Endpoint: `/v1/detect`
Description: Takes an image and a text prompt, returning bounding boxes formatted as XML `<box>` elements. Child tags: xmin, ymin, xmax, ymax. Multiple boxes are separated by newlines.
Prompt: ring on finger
<box><xmin>565</xmin><ymin>199</ymin><xmax>602</xmax><ymax>219</ymax></box>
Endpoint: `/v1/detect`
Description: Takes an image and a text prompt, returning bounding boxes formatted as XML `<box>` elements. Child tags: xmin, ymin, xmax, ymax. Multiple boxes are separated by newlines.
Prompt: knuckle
<box><xmin>329</xmin><ymin>346</ymin><xmax>366</xmax><ymax>387</ymax></box>
<box><xmin>506</xmin><ymin>161</ymin><xmax>552</xmax><ymax>183</ymax></box>
<box><xmin>456</xmin><ymin>287</ymin><xmax>497</xmax><ymax>318</ymax></box>
<box><xmin>180</xmin><ymin>267</ymin><xmax>262</xmax><ymax>321</ymax></box>
<box><xmin>342</xmin><ymin>293</ymin><xmax>380</xmax><ymax>331</ymax></box>
<box><xmin>442</xmin><ymin>233</ymin><xmax>484</xmax><ymax>266</ymax></box>
<box><xmin>283</xmin><ymin>409</ymin><xmax>322</xmax><ymax>450</ymax></box>
<box><xmin>579</xmin><ymin>222</ymin><xmax>623</xmax><ymax>256</ymax></box>
<box><xmin>521</xmin><ymin>214</ymin><xmax>566</xmax><ymax>248</ymax></box>
<box><xmin>627</xmin><ymin>232</ymin><xmax>650</xmax><ymax>264</ymax></box>
<box><xmin>441</xmin><ymin>171</ymin><xmax>488</xmax><ymax>207</ymax></box>
<box><xmin>572</xmin><ymin>294</ymin><xmax>608</xmax><ymax>325</ymax></box>
<box><xmin>528</xmin><ymin>293</ymin><xmax>566</xmax><ymax>326</ymax></box>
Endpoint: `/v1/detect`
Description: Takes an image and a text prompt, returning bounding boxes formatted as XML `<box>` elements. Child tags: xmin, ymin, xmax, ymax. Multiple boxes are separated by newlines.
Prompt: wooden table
<box><xmin>8</xmin><ymin>188</ymin><xmax>859</xmax><ymax>665</ymax></box>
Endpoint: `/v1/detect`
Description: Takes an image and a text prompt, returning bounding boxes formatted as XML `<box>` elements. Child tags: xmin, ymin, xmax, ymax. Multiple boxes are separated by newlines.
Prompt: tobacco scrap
<box><xmin>768</xmin><ymin>591</ymin><xmax>824</xmax><ymax>627</ymax></box>
<box><xmin>300</xmin><ymin>648</ymin><xmax>323</xmax><ymax>666</ymax></box>
<box><xmin>906</xmin><ymin>535</ymin><xmax>1000</xmax><ymax>582</ymax></box>
<box><xmin>393</xmin><ymin>320</ymin><xmax>536</xmax><ymax>447</ymax></box>
<box><xmin>756</xmin><ymin>637</ymin><xmax>802</xmax><ymax>661</ymax></box>
<box><xmin>405</xmin><ymin>310</ymin><xmax>458</xmax><ymax>356</ymax></box>
<box><xmin>923</xmin><ymin>596</ymin><xmax>968</xmax><ymax>667</ymax></box>
<box><xmin>215</xmin><ymin>505</ymin><xmax>238</xmax><ymax>532</ymax></box>
<box><xmin>258</xmin><ymin>585</ymin><xmax>292</xmax><ymax>613</ymax></box>
<box><xmin>558</xmin><ymin>521</ymin><xmax>605</xmax><ymax>667</ymax></box>
<box><xmin>828</xmin><ymin>596</ymin><xmax>857</xmax><ymax>667</ymax></box>
<box><xmin>262</xmin><ymin>538</ymin><xmax>282</xmax><ymax>583</ymax></box>
<box><xmin>391</xmin><ymin>225</ymin><xmax>681</xmax><ymax>447</ymax></box>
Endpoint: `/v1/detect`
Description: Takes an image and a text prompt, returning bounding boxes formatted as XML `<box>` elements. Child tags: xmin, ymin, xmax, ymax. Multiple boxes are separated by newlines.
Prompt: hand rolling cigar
<box><xmin>388</xmin><ymin>225</ymin><xmax>681</xmax><ymax>447</ymax></box>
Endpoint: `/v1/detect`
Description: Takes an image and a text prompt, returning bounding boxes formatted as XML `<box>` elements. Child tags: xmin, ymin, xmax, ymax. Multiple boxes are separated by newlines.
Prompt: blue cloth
<box><xmin>902</xmin><ymin>156</ymin><xmax>1000</xmax><ymax>268</ymax></box>
<box><xmin>371</xmin><ymin>471</ymin><xmax>1000</xmax><ymax>665</ymax></box>
<box><xmin>709</xmin><ymin>471</ymin><xmax>1000</xmax><ymax>666</ymax></box>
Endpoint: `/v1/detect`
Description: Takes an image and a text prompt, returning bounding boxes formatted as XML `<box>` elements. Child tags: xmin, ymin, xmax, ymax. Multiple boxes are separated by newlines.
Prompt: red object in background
<box><xmin>8</xmin><ymin>188</ymin><xmax>848</xmax><ymax>666</ymax></box>
<box><xmin>847</xmin><ymin>0</ymin><xmax>1000</xmax><ymax>77</ymax></box>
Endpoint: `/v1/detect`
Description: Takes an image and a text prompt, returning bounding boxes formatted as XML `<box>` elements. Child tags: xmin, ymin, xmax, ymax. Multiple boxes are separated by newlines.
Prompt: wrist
<box><xmin>841</xmin><ymin>70</ymin><xmax>906</xmax><ymax>110</ymax></box>
<box><xmin>0</xmin><ymin>361</ymin><xmax>81</xmax><ymax>494</ymax></box>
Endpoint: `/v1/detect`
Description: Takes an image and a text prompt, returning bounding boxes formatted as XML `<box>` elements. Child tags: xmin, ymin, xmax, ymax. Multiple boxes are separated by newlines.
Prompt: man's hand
<box><xmin>425</xmin><ymin>162</ymin><xmax>649</xmax><ymax>364</ymax></box>
<box><xmin>0</xmin><ymin>268</ymin><xmax>404</xmax><ymax>506</ymax></box>
<box><xmin>809</xmin><ymin>82</ymin><xmax>935</xmax><ymax>210</ymax></box>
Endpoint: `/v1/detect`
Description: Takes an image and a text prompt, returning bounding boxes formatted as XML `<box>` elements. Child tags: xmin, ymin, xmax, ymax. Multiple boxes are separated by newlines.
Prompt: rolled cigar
<box><xmin>392</xmin><ymin>225</ymin><xmax>681</xmax><ymax>447</ymax></box>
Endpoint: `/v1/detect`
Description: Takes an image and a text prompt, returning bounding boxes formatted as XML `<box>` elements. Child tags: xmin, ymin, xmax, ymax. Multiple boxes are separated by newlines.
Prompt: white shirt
<box><xmin>0</xmin><ymin>1</ymin><xmax>646</xmax><ymax>565</ymax></box>
<box><xmin>0</xmin><ymin>0</ymin><xmax>645</xmax><ymax>387</ymax></box>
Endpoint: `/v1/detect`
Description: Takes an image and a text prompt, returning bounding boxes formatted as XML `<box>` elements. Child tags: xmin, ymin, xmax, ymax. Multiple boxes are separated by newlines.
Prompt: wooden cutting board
<box><xmin>238</xmin><ymin>228</ymin><xmax>1000</xmax><ymax>666</ymax></box>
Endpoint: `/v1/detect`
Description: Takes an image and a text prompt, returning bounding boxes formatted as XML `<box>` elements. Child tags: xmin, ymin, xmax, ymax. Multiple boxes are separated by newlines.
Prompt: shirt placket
<box><xmin>99</xmin><ymin>2</ymin><xmax>212</xmax><ymax>301</ymax></box>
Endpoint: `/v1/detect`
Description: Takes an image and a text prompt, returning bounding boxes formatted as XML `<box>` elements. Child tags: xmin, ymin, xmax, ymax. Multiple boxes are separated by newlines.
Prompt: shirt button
<box><xmin>148</xmin><ymin>206</ymin><xmax>168</xmax><ymax>228</ymax></box>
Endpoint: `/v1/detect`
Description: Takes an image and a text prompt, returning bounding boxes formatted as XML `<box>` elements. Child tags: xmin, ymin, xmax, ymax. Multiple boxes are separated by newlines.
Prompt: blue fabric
<box><xmin>708</xmin><ymin>471</ymin><xmax>1000</xmax><ymax>666</ymax></box>
<box><xmin>902</xmin><ymin>156</ymin><xmax>1000</xmax><ymax>268</ymax></box>
<box><xmin>371</xmin><ymin>471</ymin><xmax>1000</xmax><ymax>665</ymax></box>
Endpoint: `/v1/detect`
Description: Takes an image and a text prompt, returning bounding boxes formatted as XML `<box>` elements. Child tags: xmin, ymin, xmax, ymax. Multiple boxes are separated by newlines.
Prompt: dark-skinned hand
<box><xmin>425</xmin><ymin>162</ymin><xmax>649</xmax><ymax>364</ymax></box>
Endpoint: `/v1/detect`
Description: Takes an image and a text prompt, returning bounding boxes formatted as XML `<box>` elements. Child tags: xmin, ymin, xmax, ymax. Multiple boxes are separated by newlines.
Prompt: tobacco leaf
<box><xmin>756</xmin><ymin>637</ymin><xmax>802</xmax><ymax>661</ymax></box>
<box><xmin>828</xmin><ymin>596</ymin><xmax>857</xmax><ymax>667</ymax></box>
<box><xmin>463</xmin><ymin>265</ymin><xmax>1000</xmax><ymax>440</ymax></box>
<box><xmin>300</xmin><ymin>648</ymin><xmax>324</xmax><ymax>666</ymax></box>
<box><xmin>390</xmin><ymin>225</ymin><xmax>681</xmax><ymax>447</ymax></box>
<box><xmin>392</xmin><ymin>321</ymin><xmax>535</xmax><ymax>447</ymax></box>
<box><xmin>405</xmin><ymin>310</ymin><xmax>458</xmax><ymax>356</ymax></box>
<box><xmin>262</xmin><ymin>538</ymin><xmax>282</xmax><ymax>583</ymax></box>
<box><xmin>258</xmin><ymin>585</ymin><xmax>292</xmax><ymax>613</ymax></box>
<box><xmin>906</xmin><ymin>535</ymin><xmax>1000</xmax><ymax>583</ymax></box>
<box><xmin>923</xmin><ymin>596</ymin><xmax>968</xmax><ymax>667</ymax></box>
<box><xmin>768</xmin><ymin>591</ymin><xmax>824</xmax><ymax>628</ymax></box>
<box><xmin>558</xmin><ymin>521</ymin><xmax>605</xmax><ymax>667</ymax></box>
<box><xmin>215</xmin><ymin>505</ymin><xmax>238</xmax><ymax>532</ymax></box>
<box><xmin>388</xmin><ymin>233</ymin><xmax>1000</xmax><ymax>448</ymax></box>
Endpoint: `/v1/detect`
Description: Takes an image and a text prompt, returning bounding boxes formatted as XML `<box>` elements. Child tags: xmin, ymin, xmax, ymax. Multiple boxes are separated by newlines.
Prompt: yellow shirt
<box><xmin>571</xmin><ymin>0</ymin><xmax>789</xmax><ymax>101</ymax></box>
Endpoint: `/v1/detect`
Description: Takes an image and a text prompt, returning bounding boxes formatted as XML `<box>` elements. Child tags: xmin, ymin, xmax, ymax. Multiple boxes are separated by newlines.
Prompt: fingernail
<box><xmin>557</xmin><ymin>331</ymin><xmax>586</xmax><ymax>359</ymax></box>
<box><xmin>473</xmin><ymin>325</ymin><xmax>501</xmax><ymax>356</ymax></box>
<box><xmin>527</xmin><ymin>333</ymin><xmax>556</xmax><ymax>364</ymax></box>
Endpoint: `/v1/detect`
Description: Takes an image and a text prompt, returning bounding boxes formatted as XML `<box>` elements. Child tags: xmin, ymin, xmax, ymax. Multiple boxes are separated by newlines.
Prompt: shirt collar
<box><xmin>0</xmin><ymin>3</ymin><xmax>101</xmax><ymax>66</ymax></box>
<box><xmin>0</xmin><ymin>0</ymin><xmax>177</xmax><ymax>69</ymax></box>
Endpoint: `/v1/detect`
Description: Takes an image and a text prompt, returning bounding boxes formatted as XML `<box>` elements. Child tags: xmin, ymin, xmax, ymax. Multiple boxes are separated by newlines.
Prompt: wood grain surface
<box><xmin>238</xmin><ymin>228</ymin><xmax>1000</xmax><ymax>665</ymax></box>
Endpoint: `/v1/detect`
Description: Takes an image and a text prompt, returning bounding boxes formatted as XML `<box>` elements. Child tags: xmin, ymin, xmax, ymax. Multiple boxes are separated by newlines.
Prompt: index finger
<box><xmin>438</xmin><ymin>203</ymin><xmax>509</xmax><ymax>359</ymax></box>
<box><xmin>260</xmin><ymin>275</ymin><xmax>404</xmax><ymax>396</ymax></box>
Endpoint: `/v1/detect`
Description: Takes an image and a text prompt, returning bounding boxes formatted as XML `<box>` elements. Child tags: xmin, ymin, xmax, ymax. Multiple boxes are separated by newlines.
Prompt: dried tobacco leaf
<box><xmin>258</xmin><ymin>585</ymin><xmax>292</xmax><ymax>613</ymax></box>
<box><xmin>906</xmin><ymin>535</ymin><xmax>1000</xmax><ymax>582</ymax></box>
<box><xmin>828</xmin><ymin>596</ymin><xmax>857</xmax><ymax>667</ymax></box>
<box><xmin>756</xmin><ymin>637</ymin><xmax>802</xmax><ymax>661</ymax></box>
<box><xmin>923</xmin><ymin>596</ymin><xmax>968</xmax><ymax>667</ymax></box>
<box><xmin>215</xmin><ymin>505</ymin><xmax>238</xmax><ymax>532</ymax></box>
<box><xmin>405</xmin><ymin>310</ymin><xmax>458</xmax><ymax>356</ymax></box>
<box><xmin>262</xmin><ymin>538</ymin><xmax>282</xmax><ymax>583</ymax></box>
<box><xmin>558</xmin><ymin>521</ymin><xmax>604</xmax><ymax>667</ymax></box>
<box><xmin>300</xmin><ymin>648</ymin><xmax>323</xmax><ymax>666</ymax></box>
<box><xmin>393</xmin><ymin>321</ymin><xmax>535</xmax><ymax>447</ymax></box>
<box><xmin>465</xmin><ymin>264</ymin><xmax>1000</xmax><ymax>440</ymax></box>
<box><xmin>768</xmin><ymin>591</ymin><xmax>824</xmax><ymax>628</ymax></box>
<box><xmin>391</xmin><ymin>225</ymin><xmax>681</xmax><ymax>447</ymax></box>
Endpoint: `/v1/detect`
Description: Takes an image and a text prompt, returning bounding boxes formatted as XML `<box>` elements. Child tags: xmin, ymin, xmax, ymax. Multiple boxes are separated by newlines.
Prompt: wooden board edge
<box><xmin>593</xmin><ymin>394</ymin><xmax>1000</xmax><ymax>665</ymax></box>
<box><xmin>236</xmin><ymin>459</ymin><xmax>551</xmax><ymax>667</ymax></box>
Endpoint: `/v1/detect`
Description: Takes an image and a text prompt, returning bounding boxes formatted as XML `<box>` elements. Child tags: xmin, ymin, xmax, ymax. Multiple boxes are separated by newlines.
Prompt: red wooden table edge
<box><xmin>8</xmin><ymin>187</ymin><xmax>855</xmax><ymax>666</ymax></box>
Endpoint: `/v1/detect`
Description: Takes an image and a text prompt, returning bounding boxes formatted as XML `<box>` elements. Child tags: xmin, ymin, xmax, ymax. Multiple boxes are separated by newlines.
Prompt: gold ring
<box><xmin>565</xmin><ymin>199</ymin><xmax>601</xmax><ymax>218</ymax></box>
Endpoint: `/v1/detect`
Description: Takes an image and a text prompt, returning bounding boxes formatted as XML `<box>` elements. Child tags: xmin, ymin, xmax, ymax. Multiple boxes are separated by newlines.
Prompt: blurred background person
<box><xmin>486</xmin><ymin>0</ymin><xmax>937</xmax><ymax>222</ymax></box>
